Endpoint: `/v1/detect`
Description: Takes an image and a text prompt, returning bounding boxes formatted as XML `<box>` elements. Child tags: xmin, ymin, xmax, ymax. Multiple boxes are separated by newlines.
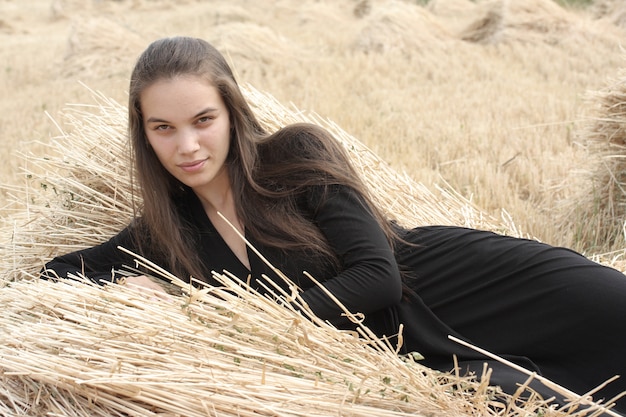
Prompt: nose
<box><xmin>177</xmin><ymin>127</ymin><xmax>200</xmax><ymax>155</ymax></box>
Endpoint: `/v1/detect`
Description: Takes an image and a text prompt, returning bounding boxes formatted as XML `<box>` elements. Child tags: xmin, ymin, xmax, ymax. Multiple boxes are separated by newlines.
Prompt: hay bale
<box><xmin>591</xmin><ymin>0</ymin><xmax>626</xmax><ymax>28</ymax></box>
<box><xmin>428</xmin><ymin>0</ymin><xmax>478</xmax><ymax>16</ymax></box>
<box><xmin>427</xmin><ymin>0</ymin><xmax>483</xmax><ymax>33</ymax></box>
<box><xmin>211</xmin><ymin>22</ymin><xmax>302</xmax><ymax>69</ymax></box>
<box><xmin>0</xmin><ymin>89</ymin><xmax>135</xmax><ymax>281</ymax></box>
<box><xmin>459</xmin><ymin>0</ymin><xmax>603</xmax><ymax>45</ymax></box>
<box><xmin>502</xmin><ymin>0</ymin><xmax>574</xmax><ymax>38</ymax></box>
<box><xmin>61</xmin><ymin>16</ymin><xmax>146</xmax><ymax>79</ymax></box>
<box><xmin>458</xmin><ymin>0</ymin><xmax>505</xmax><ymax>44</ymax></box>
<box><xmin>555</xmin><ymin>68</ymin><xmax>626</xmax><ymax>254</ymax></box>
<box><xmin>350</xmin><ymin>0</ymin><xmax>454</xmax><ymax>54</ymax></box>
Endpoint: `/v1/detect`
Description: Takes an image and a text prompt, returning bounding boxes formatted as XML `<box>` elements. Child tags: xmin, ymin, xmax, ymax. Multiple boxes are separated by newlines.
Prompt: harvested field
<box><xmin>2</xmin><ymin>0</ymin><xmax>626</xmax><ymax>415</ymax></box>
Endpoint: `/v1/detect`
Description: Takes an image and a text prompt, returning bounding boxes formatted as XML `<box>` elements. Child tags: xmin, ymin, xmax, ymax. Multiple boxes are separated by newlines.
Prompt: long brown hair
<box><xmin>128</xmin><ymin>37</ymin><xmax>399</xmax><ymax>281</ymax></box>
<box><xmin>250</xmin><ymin>123</ymin><xmax>399</xmax><ymax>264</ymax></box>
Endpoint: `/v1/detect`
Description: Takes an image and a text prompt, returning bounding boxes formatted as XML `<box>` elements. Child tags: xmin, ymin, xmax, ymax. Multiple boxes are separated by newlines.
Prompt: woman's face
<box><xmin>141</xmin><ymin>75</ymin><xmax>231</xmax><ymax>194</ymax></box>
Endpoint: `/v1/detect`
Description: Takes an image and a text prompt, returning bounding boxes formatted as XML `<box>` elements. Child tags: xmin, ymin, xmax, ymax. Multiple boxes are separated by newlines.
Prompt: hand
<box><xmin>121</xmin><ymin>275</ymin><xmax>170</xmax><ymax>300</ymax></box>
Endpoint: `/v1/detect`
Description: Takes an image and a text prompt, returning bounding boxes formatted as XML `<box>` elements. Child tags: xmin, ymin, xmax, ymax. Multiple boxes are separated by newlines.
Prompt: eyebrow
<box><xmin>145</xmin><ymin>107</ymin><xmax>218</xmax><ymax>124</ymax></box>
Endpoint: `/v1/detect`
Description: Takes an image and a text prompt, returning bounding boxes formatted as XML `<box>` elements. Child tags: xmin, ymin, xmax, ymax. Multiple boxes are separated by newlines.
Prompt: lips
<box><xmin>178</xmin><ymin>158</ymin><xmax>207</xmax><ymax>172</ymax></box>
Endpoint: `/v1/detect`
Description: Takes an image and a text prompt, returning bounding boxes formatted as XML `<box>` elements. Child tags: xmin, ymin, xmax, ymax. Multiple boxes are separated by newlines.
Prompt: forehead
<box><xmin>140</xmin><ymin>75</ymin><xmax>225</xmax><ymax>118</ymax></box>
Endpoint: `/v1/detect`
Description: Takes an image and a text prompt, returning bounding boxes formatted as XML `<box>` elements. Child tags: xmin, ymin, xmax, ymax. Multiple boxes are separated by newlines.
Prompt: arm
<box><xmin>299</xmin><ymin>185</ymin><xmax>403</xmax><ymax>320</ymax></box>
<box><xmin>41</xmin><ymin>226</ymin><xmax>140</xmax><ymax>284</ymax></box>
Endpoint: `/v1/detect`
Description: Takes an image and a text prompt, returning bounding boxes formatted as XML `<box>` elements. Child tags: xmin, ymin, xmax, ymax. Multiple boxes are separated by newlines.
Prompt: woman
<box><xmin>43</xmin><ymin>36</ymin><xmax>626</xmax><ymax>414</ymax></box>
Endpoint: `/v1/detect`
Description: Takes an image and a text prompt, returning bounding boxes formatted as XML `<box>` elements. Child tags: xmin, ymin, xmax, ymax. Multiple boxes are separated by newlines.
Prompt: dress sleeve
<box><xmin>299</xmin><ymin>185</ymin><xmax>403</xmax><ymax>321</ymax></box>
<box><xmin>40</xmin><ymin>226</ymin><xmax>140</xmax><ymax>284</ymax></box>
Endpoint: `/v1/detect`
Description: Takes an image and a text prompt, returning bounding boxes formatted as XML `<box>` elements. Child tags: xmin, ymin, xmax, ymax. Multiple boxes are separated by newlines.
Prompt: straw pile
<box><xmin>1</xmin><ymin>89</ymin><xmax>135</xmax><ymax>282</ymax></box>
<box><xmin>592</xmin><ymin>0</ymin><xmax>626</xmax><ymax>28</ymax></box>
<box><xmin>555</xmin><ymin>68</ymin><xmax>626</xmax><ymax>254</ymax></box>
<box><xmin>459</xmin><ymin>0</ymin><xmax>611</xmax><ymax>45</ymax></box>
<box><xmin>61</xmin><ymin>17</ymin><xmax>146</xmax><ymax>80</ymax></box>
<box><xmin>351</xmin><ymin>0</ymin><xmax>453</xmax><ymax>54</ymax></box>
<box><xmin>2</xmin><ymin>257</ymin><xmax>569</xmax><ymax>417</ymax></box>
<box><xmin>212</xmin><ymin>22</ymin><xmax>299</xmax><ymax>67</ymax></box>
<box><xmin>426</xmin><ymin>0</ymin><xmax>482</xmax><ymax>31</ymax></box>
<box><xmin>1</xmin><ymin>87</ymin><xmax>616</xmax><ymax>416</ymax></box>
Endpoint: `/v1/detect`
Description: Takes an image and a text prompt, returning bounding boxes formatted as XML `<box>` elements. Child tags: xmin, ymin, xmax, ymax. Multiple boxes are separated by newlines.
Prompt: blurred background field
<box><xmin>2</xmin><ymin>0</ymin><xmax>626</xmax><ymax>256</ymax></box>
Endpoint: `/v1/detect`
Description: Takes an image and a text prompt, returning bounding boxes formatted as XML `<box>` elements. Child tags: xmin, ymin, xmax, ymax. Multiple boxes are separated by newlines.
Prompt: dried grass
<box><xmin>212</xmin><ymin>22</ymin><xmax>300</xmax><ymax>66</ymax></box>
<box><xmin>555</xmin><ymin>68</ymin><xmax>626</xmax><ymax>254</ymax></box>
<box><xmin>427</xmin><ymin>0</ymin><xmax>485</xmax><ymax>35</ymax></box>
<box><xmin>0</xmin><ymin>259</ymin><xmax>568</xmax><ymax>417</ymax></box>
<box><xmin>61</xmin><ymin>16</ymin><xmax>146</xmax><ymax>79</ymax></box>
<box><xmin>592</xmin><ymin>0</ymin><xmax>626</xmax><ymax>28</ymax></box>
<box><xmin>0</xmin><ymin>86</ymin><xmax>621</xmax><ymax>416</ymax></box>
<box><xmin>351</xmin><ymin>0</ymin><xmax>454</xmax><ymax>54</ymax></box>
<box><xmin>459</xmin><ymin>0</ymin><xmax>612</xmax><ymax>45</ymax></box>
<box><xmin>1</xmin><ymin>89</ymin><xmax>134</xmax><ymax>281</ymax></box>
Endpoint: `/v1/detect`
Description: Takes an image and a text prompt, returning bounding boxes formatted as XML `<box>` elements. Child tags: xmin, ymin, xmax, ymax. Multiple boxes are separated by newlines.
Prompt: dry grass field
<box><xmin>3</xmin><ymin>0</ymin><xmax>626</xmax><ymax>257</ymax></box>
<box><xmin>3</xmin><ymin>1</ymin><xmax>626</xmax><ymax>415</ymax></box>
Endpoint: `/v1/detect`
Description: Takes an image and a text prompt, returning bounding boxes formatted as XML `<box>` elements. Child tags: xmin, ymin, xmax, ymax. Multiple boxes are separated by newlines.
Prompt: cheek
<box><xmin>146</xmin><ymin>140</ymin><xmax>172</xmax><ymax>163</ymax></box>
<box><xmin>145</xmin><ymin>133</ymin><xmax>164</xmax><ymax>151</ymax></box>
<box><xmin>221</xmin><ymin>126</ymin><xmax>233</xmax><ymax>152</ymax></box>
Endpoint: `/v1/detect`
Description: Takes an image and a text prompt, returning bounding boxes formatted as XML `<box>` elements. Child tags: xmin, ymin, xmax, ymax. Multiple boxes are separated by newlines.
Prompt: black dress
<box><xmin>43</xmin><ymin>185</ymin><xmax>626</xmax><ymax>414</ymax></box>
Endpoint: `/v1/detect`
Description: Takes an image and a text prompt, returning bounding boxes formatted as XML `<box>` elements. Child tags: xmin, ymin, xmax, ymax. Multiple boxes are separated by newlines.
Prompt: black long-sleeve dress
<box><xmin>43</xmin><ymin>185</ymin><xmax>626</xmax><ymax>413</ymax></box>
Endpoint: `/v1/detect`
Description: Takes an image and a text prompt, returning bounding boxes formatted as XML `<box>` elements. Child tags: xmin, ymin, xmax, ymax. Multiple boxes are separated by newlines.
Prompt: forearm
<box><xmin>40</xmin><ymin>227</ymin><xmax>139</xmax><ymax>284</ymax></box>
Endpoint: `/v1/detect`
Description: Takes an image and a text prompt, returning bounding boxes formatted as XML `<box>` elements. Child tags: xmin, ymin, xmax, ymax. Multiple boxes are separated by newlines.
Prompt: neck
<box><xmin>193</xmin><ymin>168</ymin><xmax>234</xmax><ymax>212</ymax></box>
<box><xmin>195</xmin><ymin>173</ymin><xmax>245</xmax><ymax>238</ymax></box>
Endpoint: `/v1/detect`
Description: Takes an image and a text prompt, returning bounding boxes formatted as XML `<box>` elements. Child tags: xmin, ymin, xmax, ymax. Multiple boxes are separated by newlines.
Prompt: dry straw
<box><xmin>556</xmin><ymin>67</ymin><xmax>626</xmax><ymax>255</ymax></box>
<box><xmin>0</xmin><ymin>86</ymin><xmax>619</xmax><ymax>415</ymax></box>
<box><xmin>61</xmin><ymin>17</ymin><xmax>146</xmax><ymax>80</ymax></box>
<box><xmin>0</xmin><ymin>259</ymin><xmax>545</xmax><ymax>417</ymax></box>
<box><xmin>592</xmin><ymin>0</ymin><xmax>626</xmax><ymax>28</ymax></box>
<box><xmin>458</xmin><ymin>0</ymin><xmax>620</xmax><ymax>46</ymax></box>
<box><xmin>351</xmin><ymin>0</ymin><xmax>453</xmax><ymax>54</ymax></box>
